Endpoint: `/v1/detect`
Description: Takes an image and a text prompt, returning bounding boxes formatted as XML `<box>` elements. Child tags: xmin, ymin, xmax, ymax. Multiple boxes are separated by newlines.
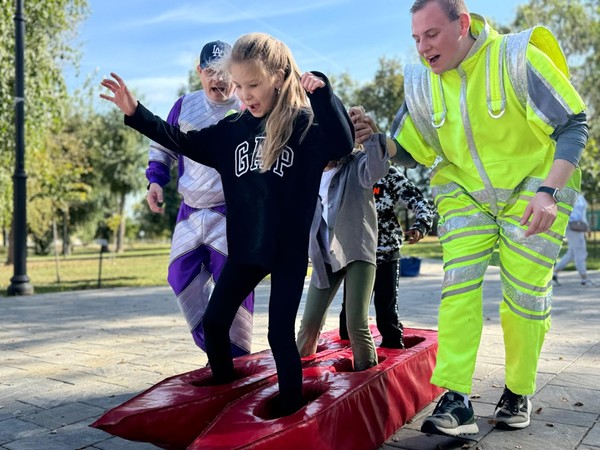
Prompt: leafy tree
<box><xmin>0</xmin><ymin>0</ymin><xmax>89</xmax><ymax>262</ymax></box>
<box><xmin>29</xmin><ymin>124</ymin><xmax>91</xmax><ymax>255</ymax></box>
<box><xmin>513</xmin><ymin>0</ymin><xmax>594</xmax><ymax>63</ymax></box>
<box><xmin>578</xmin><ymin>2</ymin><xmax>600</xmax><ymax>207</ymax></box>
<box><xmin>329</xmin><ymin>72</ymin><xmax>360</xmax><ymax>109</ymax></box>
<box><xmin>186</xmin><ymin>68</ymin><xmax>202</xmax><ymax>94</ymax></box>
<box><xmin>331</xmin><ymin>57</ymin><xmax>405</xmax><ymax>133</ymax></box>
<box><xmin>87</xmin><ymin>108</ymin><xmax>147</xmax><ymax>253</ymax></box>
<box><xmin>513</xmin><ymin>0</ymin><xmax>600</xmax><ymax>209</ymax></box>
<box><xmin>353</xmin><ymin>57</ymin><xmax>406</xmax><ymax>134</ymax></box>
<box><xmin>133</xmin><ymin>163</ymin><xmax>180</xmax><ymax>240</ymax></box>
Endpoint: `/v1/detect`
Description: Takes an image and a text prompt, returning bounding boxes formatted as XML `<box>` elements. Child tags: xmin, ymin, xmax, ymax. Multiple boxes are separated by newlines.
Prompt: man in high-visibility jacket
<box><xmin>377</xmin><ymin>0</ymin><xmax>588</xmax><ymax>438</ymax></box>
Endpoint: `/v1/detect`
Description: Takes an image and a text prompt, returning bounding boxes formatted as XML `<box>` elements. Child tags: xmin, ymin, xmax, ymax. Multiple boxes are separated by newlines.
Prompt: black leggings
<box><xmin>203</xmin><ymin>258</ymin><xmax>307</xmax><ymax>413</ymax></box>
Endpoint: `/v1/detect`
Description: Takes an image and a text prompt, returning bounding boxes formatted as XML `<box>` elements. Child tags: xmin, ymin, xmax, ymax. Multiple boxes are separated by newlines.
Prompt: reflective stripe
<box><xmin>502</xmin><ymin>295</ymin><xmax>551</xmax><ymax>320</ymax></box>
<box><xmin>403</xmin><ymin>65</ymin><xmax>444</xmax><ymax>157</ymax></box>
<box><xmin>458</xmin><ymin>64</ymin><xmax>500</xmax><ymax>215</ymax></box>
<box><xmin>431</xmin><ymin>75</ymin><xmax>447</xmax><ymax>128</ymax></box>
<box><xmin>500</xmin><ymin>264</ymin><xmax>549</xmax><ymax>293</ymax></box>
<box><xmin>443</xmin><ymin>260</ymin><xmax>488</xmax><ymax>289</ymax></box>
<box><xmin>440</xmin><ymin>227</ymin><xmax>496</xmax><ymax>244</ymax></box>
<box><xmin>486</xmin><ymin>36</ymin><xmax>506</xmax><ymax>118</ymax></box>
<box><xmin>498</xmin><ymin>234</ymin><xmax>555</xmax><ymax>268</ymax></box>
<box><xmin>439</xmin><ymin>203</ymin><xmax>480</xmax><ymax>216</ymax></box>
<box><xmin>441</xmin><ymin>280</ymin><xmax>482</xmax><ymax>300</ymax></box>
<box><xmin>444</xmin><ymin>248</ymin><xmax>494</xmax><ymax>268</ymax></box>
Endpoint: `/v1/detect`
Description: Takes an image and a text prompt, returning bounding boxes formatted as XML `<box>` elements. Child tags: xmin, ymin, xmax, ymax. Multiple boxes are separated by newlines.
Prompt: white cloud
<box><xmin>129</xmin><ymin>0</ymin><xmax>347</xmax><ymax>26</ymax></box>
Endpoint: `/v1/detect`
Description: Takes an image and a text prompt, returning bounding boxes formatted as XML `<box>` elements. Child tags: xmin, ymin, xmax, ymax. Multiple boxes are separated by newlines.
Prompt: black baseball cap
<box><xmin>199</xmin><ymin>40</ymin><xmax>231</xmax><ymax>69</ymax></box>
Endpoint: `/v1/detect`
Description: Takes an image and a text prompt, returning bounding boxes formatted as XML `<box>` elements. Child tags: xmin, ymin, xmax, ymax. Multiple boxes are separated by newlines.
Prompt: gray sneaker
<box><xmin>494</xmin><ymin>386</ymin><xmax>532</xmax><ymax>429</ymax></box>
<box><xmin>421</xmin><ymin>391</ymin><xmax>479</xmax><ymax>437</ymax></box>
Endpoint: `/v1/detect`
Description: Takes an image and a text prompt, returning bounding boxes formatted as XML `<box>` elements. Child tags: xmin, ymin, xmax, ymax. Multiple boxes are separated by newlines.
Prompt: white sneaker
<box><xmin>581</xmin><ymin>278</ymin><xmax>597</xmax><ymax>286</ymax></box>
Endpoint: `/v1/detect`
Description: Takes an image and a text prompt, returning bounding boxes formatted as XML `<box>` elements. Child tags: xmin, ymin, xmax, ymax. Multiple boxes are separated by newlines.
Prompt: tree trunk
<box><xmin>6</xmin><ymin>221</ymin><xmax>14</xmax><ymax>265</ymax></box>
<box><xmin>116</xmin><ymin>192</ymin><xmax>127</xmax><ymax>254</ymax></box>
<box><xmin>53</xmin><ymin>217</ymin><xmax>61</xmax><ymax>283</ymax></box>
<box><xmin>62</xmin><ymin>208</ymin><xmax>71</xmax><ymax>256</ymax></box>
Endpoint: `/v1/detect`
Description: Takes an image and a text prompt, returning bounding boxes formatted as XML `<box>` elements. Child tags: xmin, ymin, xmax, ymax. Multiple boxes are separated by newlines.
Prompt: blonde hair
<box><xmin>227</xmin><ymin>32</ymin><xmax>313</xmax><ymax>172</ymax></box>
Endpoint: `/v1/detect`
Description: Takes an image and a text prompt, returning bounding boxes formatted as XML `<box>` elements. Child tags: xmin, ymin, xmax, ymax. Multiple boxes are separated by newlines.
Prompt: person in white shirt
<box><xmin>553</xmin><ymin>193</ymin><xmax>596</xmax><ymax>286</ymax></box>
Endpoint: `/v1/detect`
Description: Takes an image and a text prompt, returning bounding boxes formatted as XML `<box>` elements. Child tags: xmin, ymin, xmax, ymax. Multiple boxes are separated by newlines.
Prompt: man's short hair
<box><xmin>410</xmin><ymin>0</ymin><xmax>468</xmax><ymax>21</ymax></box>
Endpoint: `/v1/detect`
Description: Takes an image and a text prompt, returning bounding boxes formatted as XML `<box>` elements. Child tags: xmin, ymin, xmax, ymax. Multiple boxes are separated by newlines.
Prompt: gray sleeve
<box><xmin>551</xmin><ymin>112</ymin><xmax>588</xmax><ymax>166</ymax></box>
<box><xmin>389</xmin><ymin>102</ymin><xmax>418</xmax><ymax>168</ymax></box>
<box><xmin>357</xmin><ymin>134</ymin><xmax>390</xmax><ymax>188</ymax></box>
<box><xmin>390</xmin><ymin>140</ymin><xmax>417</xmax><ymax>168</ymax></box>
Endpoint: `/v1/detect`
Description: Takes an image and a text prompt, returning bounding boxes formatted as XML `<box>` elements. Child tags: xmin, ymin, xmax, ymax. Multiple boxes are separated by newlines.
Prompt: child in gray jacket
<box><xmin>296</xmin><ymin>108</ymin><xmax>389</xmax><ymax>371</ymax></box>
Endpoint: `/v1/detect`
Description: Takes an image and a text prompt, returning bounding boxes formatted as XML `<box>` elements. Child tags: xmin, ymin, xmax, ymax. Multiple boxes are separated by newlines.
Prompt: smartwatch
<box><xmin>537</xmin><ymin>186</ymin><xmax>562</xmax><ymax>203</ymax></box>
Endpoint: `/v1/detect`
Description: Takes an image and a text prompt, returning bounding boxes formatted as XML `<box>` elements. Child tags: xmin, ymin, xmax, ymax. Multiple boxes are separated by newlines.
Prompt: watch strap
<box><xmin>537</xmin><ymin>186</ymin><xmax>559</xmax><ymax>202</ymax></box>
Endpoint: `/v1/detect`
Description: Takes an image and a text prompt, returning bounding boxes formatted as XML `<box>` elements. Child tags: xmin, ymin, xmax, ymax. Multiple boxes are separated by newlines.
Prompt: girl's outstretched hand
<box><xmin>300</xmin><ymin>72</ymin><xmax>325</xmax><ymax>94</ymax></box>
<box><xmin>99</xmin><ymin>72</ymin><xmax>138</xmax><ymax>116</ymax></box>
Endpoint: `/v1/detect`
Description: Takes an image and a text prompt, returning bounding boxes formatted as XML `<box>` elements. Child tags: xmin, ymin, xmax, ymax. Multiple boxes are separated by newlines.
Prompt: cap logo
<box><xmin>212</xmin><ymin>45</ymin><xmax>225</xmax><ymax>58</ymax></box>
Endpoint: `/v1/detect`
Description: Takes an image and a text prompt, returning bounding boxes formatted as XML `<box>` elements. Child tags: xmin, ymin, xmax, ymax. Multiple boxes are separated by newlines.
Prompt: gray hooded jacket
<box><xmin>309</xmin><ymin>134</ymin><xmax>389</xmax><ymax>289</ymax></box>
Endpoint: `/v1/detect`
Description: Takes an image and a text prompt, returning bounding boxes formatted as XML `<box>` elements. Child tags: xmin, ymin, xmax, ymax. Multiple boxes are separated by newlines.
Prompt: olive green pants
<box><xmin>297</xmin><ymin>260</ymin><xmax>378</xmax><ymax>371</ymax></box>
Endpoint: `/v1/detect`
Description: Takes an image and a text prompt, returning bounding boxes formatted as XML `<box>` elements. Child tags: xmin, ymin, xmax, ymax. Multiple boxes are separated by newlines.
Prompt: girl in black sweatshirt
<box><xmin>100</xmin><ymin>32</ymin><xmax>354</xmax><ymax>415</ymax></box>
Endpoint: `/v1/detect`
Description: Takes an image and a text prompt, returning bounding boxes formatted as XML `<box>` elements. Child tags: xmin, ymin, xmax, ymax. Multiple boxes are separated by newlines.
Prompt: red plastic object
<box><xmin>188</xmin><ymin>329</ymin><xmax>443</xmax><ymax>450</ymax></box>
<box><xmin>90</xmin><ymin>328</ymin><xmax>358</xmax><ymax>448</ymax></box>
<box><xmin>90</xmin><ymin>350</ymin><xmax>278</xmax><ymax>449</ymax></box>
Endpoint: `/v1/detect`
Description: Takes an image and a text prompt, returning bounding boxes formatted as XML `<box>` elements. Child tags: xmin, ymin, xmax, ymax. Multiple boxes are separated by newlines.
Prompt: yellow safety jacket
<box><xmin>395</xmin><ymin>14</ymin><xmax>585</xmax><ymax>214</ymax></box>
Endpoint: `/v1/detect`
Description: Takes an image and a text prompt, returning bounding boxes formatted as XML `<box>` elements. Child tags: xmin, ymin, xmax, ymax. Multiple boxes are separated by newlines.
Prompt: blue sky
<box><xmin>68</xmin><ymin>0</ymin><xmax>526</xmax><ymax>117</ymax></box>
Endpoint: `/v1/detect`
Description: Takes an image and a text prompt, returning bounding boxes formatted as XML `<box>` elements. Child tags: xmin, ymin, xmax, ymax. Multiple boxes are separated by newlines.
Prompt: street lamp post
<box><xmin>7</xmin><ymin>0</ymin><xmax>34</xmax><ymax>296</ymax></box>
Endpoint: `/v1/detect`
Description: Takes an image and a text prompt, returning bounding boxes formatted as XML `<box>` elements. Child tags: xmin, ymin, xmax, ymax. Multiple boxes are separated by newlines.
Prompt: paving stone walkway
<box><xmin>1</xmin><ymin>260</ymin><xmax>598</xmax><ymax>449</ymax></box>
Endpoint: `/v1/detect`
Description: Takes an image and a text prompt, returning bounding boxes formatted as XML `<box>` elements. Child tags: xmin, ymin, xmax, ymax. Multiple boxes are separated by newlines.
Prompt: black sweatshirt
<box><xmin>125</xmin><ymin>74</ymin><xmax>354</xmax><ymax>270</ymax></box>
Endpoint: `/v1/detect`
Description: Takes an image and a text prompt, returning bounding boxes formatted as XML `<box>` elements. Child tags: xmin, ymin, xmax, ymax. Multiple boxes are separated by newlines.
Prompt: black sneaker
<box><xmin>421</xmin><ymin>391</ymin><xmax>479</xmax><ymax>436</ymax></box>
<box><xmin>381</xmin><ymin>323</ymin><xmax>405</xmax><ymax>349</ymax></box>
<box><xmin>552</xmin><ymin>274</ymin><xmax>560</xmax><ymax>286</ymax></box>
<box><xmin>494</xmin><ymin>386</ymin><xmax>532</xmax><ymax>429</ymax></box>
<box><xmin>380</xmin><ymin>339</ymin><xmax>405</xmax><ymax>349</ymax></box>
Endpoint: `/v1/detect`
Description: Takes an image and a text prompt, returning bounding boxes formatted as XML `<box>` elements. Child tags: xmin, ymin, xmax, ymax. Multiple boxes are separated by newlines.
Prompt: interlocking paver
<box><xmin>0</xmin><ymin>260</ymin><xmax>597</xmax><ymax>449</ymax></box>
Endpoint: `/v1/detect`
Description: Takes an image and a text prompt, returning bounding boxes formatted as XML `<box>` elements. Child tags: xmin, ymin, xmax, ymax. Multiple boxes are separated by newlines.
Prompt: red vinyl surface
<box><xmin>90</xmin><ymin>327</ymin><xmax>357</xmax><ymax>448</ymax></box>
<box><xmin>91</xmin><ymin>327</ymin><xmax>442</xmax><ymax>450</ymax></box>
<box><xmin>188</xmin><ymin>329</ymin><xmax>442</xmax><ymax>450</ymax></box>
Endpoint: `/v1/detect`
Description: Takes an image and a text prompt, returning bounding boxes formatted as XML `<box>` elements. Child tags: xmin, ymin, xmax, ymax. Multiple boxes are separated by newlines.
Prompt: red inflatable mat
<box><xmin>90</xmin><ymin>327</ymin><xmax>359</xmax><ymax>448</ymax></box>
<box><xmin>188</xmin><ymin>329</ymin><xmax>443</xmax><ymax>450</ymax></box>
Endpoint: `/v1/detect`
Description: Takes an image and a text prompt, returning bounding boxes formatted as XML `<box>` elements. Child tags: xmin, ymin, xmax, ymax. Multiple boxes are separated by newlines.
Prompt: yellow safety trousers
<box><xmin>430</xmin><ymin>179</ymin><xmax>575</xmax><ymax>395</ymax></box>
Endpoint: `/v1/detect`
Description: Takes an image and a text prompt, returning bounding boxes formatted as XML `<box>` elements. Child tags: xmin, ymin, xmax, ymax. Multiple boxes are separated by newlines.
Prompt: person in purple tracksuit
<box><xmin>145</xmin><ymin>40</ymin><xmax>253</xmax><ymax>356</ymax></box>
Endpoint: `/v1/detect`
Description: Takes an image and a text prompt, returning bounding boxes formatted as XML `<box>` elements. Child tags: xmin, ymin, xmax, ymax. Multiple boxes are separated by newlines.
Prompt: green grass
<box><xmin>2</xmin><ymin>235</ymin><xmax>599</xmax><ymax>296</ymax></box>
<box><xmin>1</xmin><ymin>243</ymin><xmax>170</xmax><ymax>295</ymax></box>
<box><xmin>400</xmin><ymin>236</ymin><xmax>444</xmax><ymax>259</ymax></box>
